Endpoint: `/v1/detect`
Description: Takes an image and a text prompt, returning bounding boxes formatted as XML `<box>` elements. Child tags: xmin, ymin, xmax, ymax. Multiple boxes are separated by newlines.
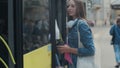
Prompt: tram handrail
<box><xmin>0</xmin><ymin>57</ymin><xmax>8</xmax><ymax>68</ymax></box>
<box><xmin>0</xmin><ymin>35</ymin><xmax>16</xmax><ymax>65</ymax></box>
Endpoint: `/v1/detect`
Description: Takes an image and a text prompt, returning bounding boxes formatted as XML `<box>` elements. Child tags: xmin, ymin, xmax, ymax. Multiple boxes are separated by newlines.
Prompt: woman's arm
<box><xmin>77</xmin><ymin>21</ymin><xmax>95</xmax><ymax>56</ymax></box>
<box><xmin>110</xmin><ymin>25</ymin><xmax>115</xmax><ymax>35</ymax></box>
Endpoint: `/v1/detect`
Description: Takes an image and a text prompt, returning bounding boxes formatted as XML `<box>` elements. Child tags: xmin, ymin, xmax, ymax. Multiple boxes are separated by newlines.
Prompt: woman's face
<box><xmin>67</xmin><ymin>0</ymin><xmax>77</xmax><ymax>19</ymax></box>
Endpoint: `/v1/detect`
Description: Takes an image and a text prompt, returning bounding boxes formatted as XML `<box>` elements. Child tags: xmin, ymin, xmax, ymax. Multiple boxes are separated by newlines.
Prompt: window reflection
<box><xmin>23</xmin><ymin>0</ymin><xmax>49</xmax><ymax>53</ymax></box>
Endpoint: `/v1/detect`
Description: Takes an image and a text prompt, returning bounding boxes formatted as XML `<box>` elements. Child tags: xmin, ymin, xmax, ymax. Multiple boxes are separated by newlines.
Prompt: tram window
<box><xmin>23</xmin><ymin>0</ymin><xmax>49</xmax><ymax>53</ymax></box>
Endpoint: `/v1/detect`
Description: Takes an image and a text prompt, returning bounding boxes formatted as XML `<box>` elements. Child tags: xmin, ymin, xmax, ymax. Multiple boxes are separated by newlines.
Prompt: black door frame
<box><xmin>49</xmin><ymin>0</ymin><xmax>56</xmax><ymax>68</ymax></box>
<box><xmin>51</xmin><ymin>0</ymin><xmax>66</xmax><ymax>67</ymax></box>
<box><xmin>8</xmin><ymin>0</ymin><xmax>23</xmax><ymax>68</ymax></box>
<box><xmin>13</xmin><ymin>0</ymin><xmax>23</xmax><ymax>68</ymax></box>
<box><xmin>8</xmin><ymin>0</ymin><xmax>15</xmax><ymax>68</ymax></box>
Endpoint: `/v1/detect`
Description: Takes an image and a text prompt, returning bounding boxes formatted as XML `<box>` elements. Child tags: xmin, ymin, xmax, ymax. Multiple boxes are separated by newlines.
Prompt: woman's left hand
<box><xmin>57</xmin><ymin>44</ymin><xmax>71</xmax><ymax>54</ymax></box>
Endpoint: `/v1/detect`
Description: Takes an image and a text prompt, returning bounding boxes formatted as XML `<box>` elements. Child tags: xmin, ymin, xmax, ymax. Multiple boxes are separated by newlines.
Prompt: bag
<box><xmin>110</xmin><ymin>36</ymin><xmax>114</xmax><ymax>45</ymax></box>
<box><xmin>76</xmin><ymin>21</ymin><xmax>96</xmax><ymax>68</ymax></box>
<box><xmin>110</xmin><ymin>25</ymin><xmax>115</xmax><ymax>45</ymax></box>
<box><xmin>77</xmin><ymin>56</ymin><xmax>95</xmax><ymax>68</ymax></box>
<box><xmin>110</xmin><ymin>29</ymin><xmax>115</xmax><ymax>45</ymax></box>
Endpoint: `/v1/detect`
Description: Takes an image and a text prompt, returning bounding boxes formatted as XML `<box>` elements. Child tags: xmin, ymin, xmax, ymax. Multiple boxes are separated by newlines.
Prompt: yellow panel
<box><xmin>24</xmin><ymin>44</ymin><xmax>51</xmax><ymax>68</ymax></box>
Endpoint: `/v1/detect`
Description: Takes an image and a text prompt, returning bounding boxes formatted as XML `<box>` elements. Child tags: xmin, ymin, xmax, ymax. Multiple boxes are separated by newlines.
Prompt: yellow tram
<box><xmin>0</xmin><ymin>0</ymin><xmax>66</xmax><ymax>68</ymax></box>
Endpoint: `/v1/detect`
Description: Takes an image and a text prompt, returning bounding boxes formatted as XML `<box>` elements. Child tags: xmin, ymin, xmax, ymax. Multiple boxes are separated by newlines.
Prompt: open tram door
<box><xmin>22</xmin><ymin>0</ymin><xmax>66</xmax><ymax>68</ymax></box>
<box><xmin>11</xmin><ymin>0</ymin><xmax>66</xmax><ymax>68</ymax></box>
<box><xmin>0</xmin><ymin>0</ymin><xmax>66</xmax><ymax>68</ymax></box>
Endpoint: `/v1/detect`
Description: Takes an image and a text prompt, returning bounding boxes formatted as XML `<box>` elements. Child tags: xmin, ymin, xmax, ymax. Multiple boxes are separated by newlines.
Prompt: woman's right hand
<box><xmin>57</xmin><ymin>44</ymin><xmax>71</xmax><ymax>54</ymax></box>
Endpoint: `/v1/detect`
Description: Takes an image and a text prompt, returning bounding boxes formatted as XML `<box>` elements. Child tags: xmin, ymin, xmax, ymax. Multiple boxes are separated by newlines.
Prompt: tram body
<box><xmin>0</xmin><ymin>0</ymin><xmax>66</xmax><ymax>68</ymax></box>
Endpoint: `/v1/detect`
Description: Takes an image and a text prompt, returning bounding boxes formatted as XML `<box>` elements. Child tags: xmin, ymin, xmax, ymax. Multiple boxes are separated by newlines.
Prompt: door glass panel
<box><xmin>23</xmin><ymin>0</ymin><xmax>49</xmax><ymax>54</ymax></box>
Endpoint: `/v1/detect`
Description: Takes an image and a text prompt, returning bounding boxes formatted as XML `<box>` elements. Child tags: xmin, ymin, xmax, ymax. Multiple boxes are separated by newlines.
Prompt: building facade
<box><xmin>84</xmin><ymin>0</ymin><xmax>102</xmax><ymax>26</ymax></box>
<box><xmin>110</xmin><ymin>0</ymin><xmax>120</xmax><ymax>24</ymax></box>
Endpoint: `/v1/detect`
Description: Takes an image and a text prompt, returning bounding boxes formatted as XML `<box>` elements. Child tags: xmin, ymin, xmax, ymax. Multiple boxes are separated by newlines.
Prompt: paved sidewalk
<box><xmin>91</xmin><ymin>25</ymin><xmax>116</xmax><ymax>68</ymax></box>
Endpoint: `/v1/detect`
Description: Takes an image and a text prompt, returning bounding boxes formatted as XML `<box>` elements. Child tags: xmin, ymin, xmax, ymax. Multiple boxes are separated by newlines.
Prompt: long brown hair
<box><xmin>67</xmin><ymin>0</ymin><xmax>86</xmax><ymax>20</ymax></box>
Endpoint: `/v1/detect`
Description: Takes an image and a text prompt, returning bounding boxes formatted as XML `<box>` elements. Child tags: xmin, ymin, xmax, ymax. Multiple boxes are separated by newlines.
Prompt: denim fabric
<box><xmin>110</xmin><ymin>24</ymin><xmax>120</xmax><ymax>44</ymax></box>
<box><xmin>113</xmin><ymin>44</ymin><xmax>120</xmax><ymax>63</ymax></box>
<box><xmin>68</xmin><ymin>19</ymin><xmax>95</xmax><ymax>68</ymax></box>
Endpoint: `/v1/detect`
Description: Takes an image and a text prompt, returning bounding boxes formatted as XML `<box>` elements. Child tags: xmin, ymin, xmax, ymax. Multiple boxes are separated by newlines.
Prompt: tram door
<box><xmin>0</xmin><ymin>0</ymin><xmax>66</xmax><ymax>68</ymax></box>
<box><xmin>23</xmin><ymin>0</ymin><xmax>66</xmax><ymax>68</ymax></box>
<box><xmin>23</xmin><ymin>0</ymin><xmax>52</xmax><ymax>68</ymax></box>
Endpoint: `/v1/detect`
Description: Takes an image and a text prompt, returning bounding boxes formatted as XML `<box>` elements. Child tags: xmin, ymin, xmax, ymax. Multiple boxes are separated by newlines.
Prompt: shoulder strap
<box><xmin>77</xmin><ymin>21</ymin><xmax>84</xmax><ymax>48</ymax></box>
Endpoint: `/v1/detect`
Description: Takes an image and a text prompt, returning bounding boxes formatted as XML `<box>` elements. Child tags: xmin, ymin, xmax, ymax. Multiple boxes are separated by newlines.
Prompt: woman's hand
<box><xmin>57</xmin><ymin>44</ymin><xmax>71</xmax><ymax>54</ymax></box>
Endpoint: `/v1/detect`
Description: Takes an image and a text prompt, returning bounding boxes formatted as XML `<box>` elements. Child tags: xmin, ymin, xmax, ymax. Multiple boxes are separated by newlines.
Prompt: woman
<box><xmin>110</xmin><ymin>17</ymin><xmax>120</xmax><ymax>68</ymax></box>
<box><xmin>57</xmin><ymin>0</ymin><xmax>95</xmax><ymax>68</ymax></box>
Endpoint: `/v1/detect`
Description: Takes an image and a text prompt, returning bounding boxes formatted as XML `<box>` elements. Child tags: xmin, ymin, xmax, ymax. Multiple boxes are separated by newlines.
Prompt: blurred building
<box><xmin>101</xmin><ymin>0</ymin><xmax>112</xmax><ymax>25</ymax></box>
<box><xmin>82</xmin><ymin>0</ymin><xmax>102</xmax><ymax>26</ymax></box>
<box><xmin>83</xmin><ymin>0</ymin><xmax>120</xmax><ymax>26</ymax></box>
<box><xmin>110</xmin><ymin>0</ymin><xmax>120</xmax><ymax>24</ymax></box>
<box><xmin>92</xmin><ymin>0</ymin><xmax>102</xmax><ymax>25</ymax></box>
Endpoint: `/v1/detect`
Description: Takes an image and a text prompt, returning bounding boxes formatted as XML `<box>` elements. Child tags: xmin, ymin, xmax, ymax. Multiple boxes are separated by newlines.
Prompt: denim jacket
<box><xmin>68</xmin><ymin>19</ymin><xmax>95</xmax><ymax>68</ymax></box>
<box><xmin>110</xmin><ymin>24</ymin><xmax>120</xmax><ymax>45</ymax></box>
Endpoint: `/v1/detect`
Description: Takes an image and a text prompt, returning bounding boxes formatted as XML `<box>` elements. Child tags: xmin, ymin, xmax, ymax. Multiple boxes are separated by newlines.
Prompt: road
<box><xmin>91</xmin><ymin>25</ymin><xmax>116</xmax><ymax>68</ymax></box>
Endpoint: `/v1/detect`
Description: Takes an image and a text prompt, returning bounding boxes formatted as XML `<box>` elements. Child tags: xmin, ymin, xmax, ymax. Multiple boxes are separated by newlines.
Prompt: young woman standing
<box><xmin>57</xmin><ymin>0</ymin><xmax>95</xmax><ymax>68</ymax></box>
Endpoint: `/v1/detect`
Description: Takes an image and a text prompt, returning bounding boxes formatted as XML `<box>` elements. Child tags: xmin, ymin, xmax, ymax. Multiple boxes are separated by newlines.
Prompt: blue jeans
<box><xmin>113</xmin><ymin>44</ymin><xmax>120</xmax><ymax>63</ymax></box>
